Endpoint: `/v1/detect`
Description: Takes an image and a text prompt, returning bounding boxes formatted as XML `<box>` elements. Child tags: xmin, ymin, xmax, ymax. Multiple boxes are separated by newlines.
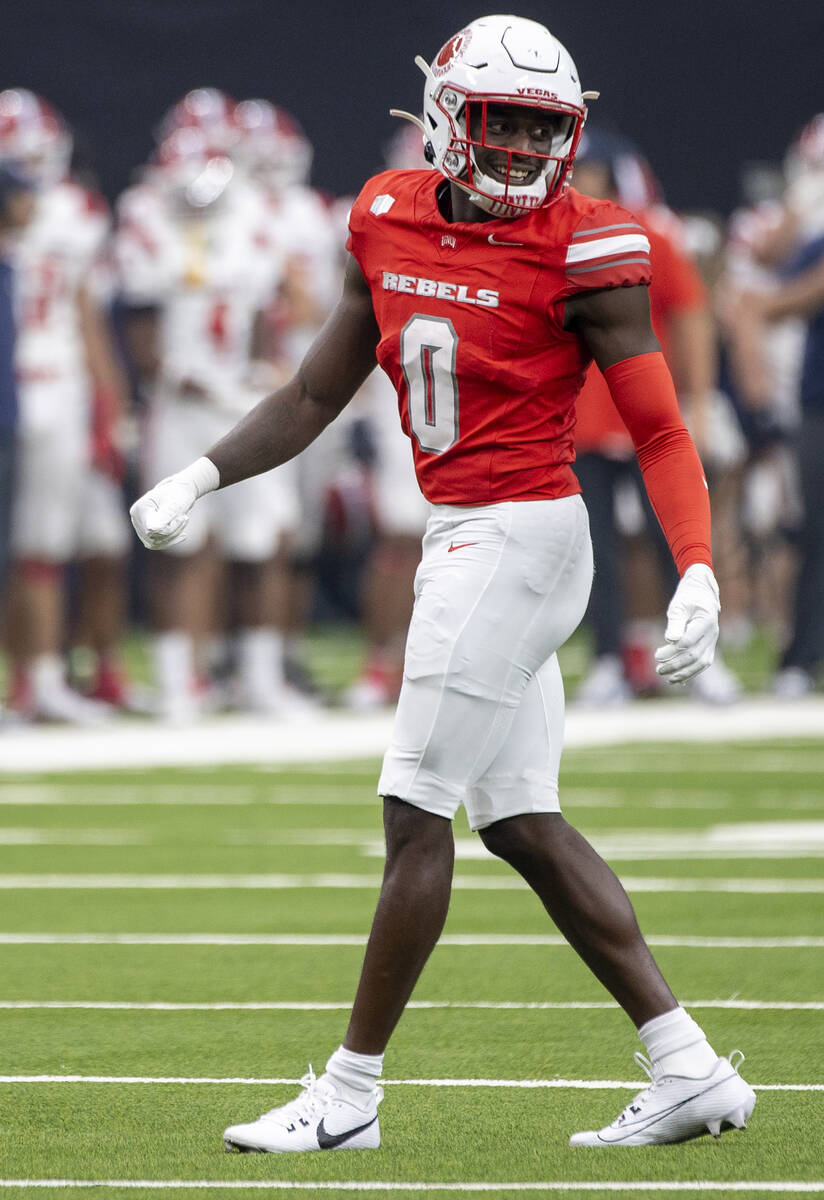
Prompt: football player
<box><xmin>116</xmin><ymin>125</ymin><xmax>296</xmax><ymax>720</ymax></box>
<box><xmin>0</xmin><ymin>162</ymin><xmax>36</xmax><ymax>720</ymax></box>
<box><xmin>737</xmin><ymin>114</ymin><xmax>824</xmax><ymax>697</ymax></box>
<box><xmin>1</xmin><ymin>89</ymin><xmax>129</xmax><ymax>723</ymax></box>
<box><xmin>131</xmin><ymin>16</ymin><xmax>755</xmax><ymax>1149</ymax></box>
<box><xmin>233</xmin><ymin>98</ymin><xmax>345</xmax><ymax>695</ymax></box>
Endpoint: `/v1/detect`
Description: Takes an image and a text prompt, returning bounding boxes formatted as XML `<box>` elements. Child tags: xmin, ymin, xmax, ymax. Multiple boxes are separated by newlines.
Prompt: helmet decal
<box><xmin>433</xmin><ymin>29</ymin><xmax>472</xmax><ymax>77</ymax></box>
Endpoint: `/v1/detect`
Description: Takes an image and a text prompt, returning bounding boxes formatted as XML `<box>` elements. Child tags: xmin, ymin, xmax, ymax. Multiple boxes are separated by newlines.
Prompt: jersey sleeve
<box><xmin>345</xmin><ymin>170</ymin><xmax>399</xmax><ymax>273</ymax></box>
<box><xmin>560</xmin><ymin>202</ymin><xmax>652</xmax><ymax>298</ymax></box>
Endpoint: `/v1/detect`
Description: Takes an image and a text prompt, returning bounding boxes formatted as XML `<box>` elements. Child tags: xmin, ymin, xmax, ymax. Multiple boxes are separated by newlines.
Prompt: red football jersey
<box><xmin>346</xmin><ymin>169</ymin><xmax>652</xmax><ymax>505</ymax></box>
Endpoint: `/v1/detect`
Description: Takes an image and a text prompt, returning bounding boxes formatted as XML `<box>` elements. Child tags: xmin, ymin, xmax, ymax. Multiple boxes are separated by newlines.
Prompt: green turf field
<box><xmin>0</xmin><ymin>740</ymin><xmax>822</xmax><ymax>1197</ymax></box>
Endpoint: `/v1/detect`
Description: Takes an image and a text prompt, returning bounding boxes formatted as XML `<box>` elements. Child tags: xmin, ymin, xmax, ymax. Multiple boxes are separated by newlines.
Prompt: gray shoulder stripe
<box><xmin>570</xmin><ymin>223</ymin><xmax>645</xmax><ymax>239</ymax></box>
<box><xmin>566</xmin><ymin>256</ymin><xmax>651</xmax><ymax>275</ymax></box>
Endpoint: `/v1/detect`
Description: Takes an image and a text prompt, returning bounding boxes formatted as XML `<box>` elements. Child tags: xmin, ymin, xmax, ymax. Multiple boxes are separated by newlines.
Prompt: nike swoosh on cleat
<box><xmin>488</xmin><ymin>233</ymin><xmax>524</xmax><ymax>247</ymax></box>
<box><xmin>448</xmin><ymin>541</ymin><xmax>479</xmax><ymax>552</ymax></box>
<box><xmin>316</xmin><ymin>1115</ymin><xmax>377</xmax><ymax>1149</ymax></box>
<box><xmin>598</xmin><ymin>1073</ymin><xmax>738</xmax><ymax>1144</ymax></box>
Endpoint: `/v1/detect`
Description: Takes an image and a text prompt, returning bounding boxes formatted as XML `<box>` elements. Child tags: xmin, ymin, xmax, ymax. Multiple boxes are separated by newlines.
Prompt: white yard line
<box><xmin>1</xmin><ymin>697</ymin><xmax>822</xmax><ymax>772</ymax></box>
<box><xmin>1</xmin><ymin>1182</ymin><xmax>823</xmax><ymax>1194</ymax></box>
<box><xmin>0</xmin><ymin>873</ymin><xmax>822</xmax><ymax>893</ymax></box>
<box><xmin>0</xmin><ymin>829</ymin><xmax>147</xmax><ymax>845</ymax></box>
<box><xmin>1</xmin><ymin>1000</ymin><xmax>822</xmax><ymax>1012</ymax></box>
<box><xmin>1</xmin><ymin>1182</ymin><xmax>823</xmax><ymax>1193</ymax></box>
<box><xmin>1</xmin><ymin>933</ymin><xmax>822</xmax><ymax>948</ymax></box>
<box><xmin>0</xmin><ymin>1075</ymin><xmax>820</xmax><ymax>1091</ymax></box>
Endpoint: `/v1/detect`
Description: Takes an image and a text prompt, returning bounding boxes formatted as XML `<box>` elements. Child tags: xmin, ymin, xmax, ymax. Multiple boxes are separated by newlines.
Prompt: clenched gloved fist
<box><xmin>655</xmin><ymin>563</ymin><xmax>720</xmax><ymax>684</ymax></box>
<box><xmin>130</xmin><ymin>456</ymin><xmax>219</xmax><ymax>550</ymax></box>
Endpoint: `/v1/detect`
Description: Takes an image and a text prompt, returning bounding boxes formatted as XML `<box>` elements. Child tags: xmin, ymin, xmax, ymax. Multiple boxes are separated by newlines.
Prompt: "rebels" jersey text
<box><xmin>382</xmin><ymin>271</ymin><xmax>499</xmax><ymax>308</ymax></box>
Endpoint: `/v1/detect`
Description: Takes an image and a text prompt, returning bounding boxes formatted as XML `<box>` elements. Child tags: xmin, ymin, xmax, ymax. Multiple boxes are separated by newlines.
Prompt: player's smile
<box><xmin>469</xmin><ymin>102</ymin><xmax>559</xmax><ymax>189</ymax></box>
<box><xmin>482</xmin><ymin>153</ymin><xmax>541</xmax><ymax>186</ymax></box>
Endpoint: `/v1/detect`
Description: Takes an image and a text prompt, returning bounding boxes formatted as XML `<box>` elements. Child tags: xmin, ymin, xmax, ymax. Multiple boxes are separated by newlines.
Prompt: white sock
<box><xmin>236</xmin><ymin>627</ymin><xmax>285</xmax><ymax>701</ymax></box>
<box><xmin>324</xmin><ymin>1045</ymin><xmax>383</xmax><ymax>1108</ymax></box>
<box><xmin>638</xmin><ymin>1006</ymin><xmax>719</xmax><ymax>1078</ymax></box>
<box><xmin>152</xmin><ymin>631</ymin><xmax>194</xmax><ymax>702</ymax></box>
<box><xmin>30</xmin><ymin>653</ymin><xmax>65</xmax><ymax>700</ymax></box>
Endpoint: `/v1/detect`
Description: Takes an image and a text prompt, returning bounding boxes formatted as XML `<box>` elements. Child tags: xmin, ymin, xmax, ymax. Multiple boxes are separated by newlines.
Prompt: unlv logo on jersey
<box><xmin>432</xmin><ymin>28</ymin><xmax>472</xmax><ymax>76</ymax></box>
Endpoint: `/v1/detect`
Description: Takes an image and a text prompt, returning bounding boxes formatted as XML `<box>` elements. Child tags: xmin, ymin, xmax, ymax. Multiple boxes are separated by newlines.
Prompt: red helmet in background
<box><xmin>0</xmin><ymin>88</ymin><xmax>72</xmax><ymax>187</ymax></box>
<box><xmin>232</xmin><ymin>99</ymin><xmax>313</xmax><ymax>192</ymax></box>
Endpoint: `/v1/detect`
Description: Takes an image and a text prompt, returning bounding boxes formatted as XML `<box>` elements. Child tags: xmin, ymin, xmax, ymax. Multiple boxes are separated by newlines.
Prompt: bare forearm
<box><xmin>206</xmin><ymin>372</ymin><xmax>340</xmax><ymax>487</ymax></box>
<box><xmin>762</xmin><ymin>262</ymin><xmax>824</xmax><ymax>320</ymax></box>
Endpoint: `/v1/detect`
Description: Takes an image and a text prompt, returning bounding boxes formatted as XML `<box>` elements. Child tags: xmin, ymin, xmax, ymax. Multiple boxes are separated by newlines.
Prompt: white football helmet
<box><xmin>150</xmin><ymin>127</ymin><xmax>234</xmax><ymax>210</ymax></box>
<box><xmin>156</xmin><ymin>88</ymin><xmax>239</xmax><ymax>153</ymax></box>
<box><xmin>232</xmin><ymin>99</ymin><xmax>313</xmax><ymax>192</ymax></box>
<box><xmin>0</xmin><ymin>89</ymin><xmax>72</xmax><ymax>188</ymax></box>
<box><xmin>396</xmin><ymin>15</ymin><xmax>592</xmax><ymax>218</ymax></box>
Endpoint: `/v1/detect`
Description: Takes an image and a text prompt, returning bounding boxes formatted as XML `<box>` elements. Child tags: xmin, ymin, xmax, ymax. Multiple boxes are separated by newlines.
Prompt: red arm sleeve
<box><xmin>602</xmin><ymin>351</ymin><xmax>712</xmax><ymax>575</ymax></box>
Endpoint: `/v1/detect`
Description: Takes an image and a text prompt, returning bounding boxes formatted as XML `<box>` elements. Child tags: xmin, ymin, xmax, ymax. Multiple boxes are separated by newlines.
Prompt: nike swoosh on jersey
<box><xmin>448</xmin><ymin>541</ymin><xmax>479</xmax><ymax>552</ymax></box>
<box><xmin>488</xmin><ymin>233</ymin><xmax>524</xmax><ymax>246</ymax></box>
<box><xmin>316</xmin><ymin>1115</ymin><xmax>378</xmax><ymax>1149</ymax></box>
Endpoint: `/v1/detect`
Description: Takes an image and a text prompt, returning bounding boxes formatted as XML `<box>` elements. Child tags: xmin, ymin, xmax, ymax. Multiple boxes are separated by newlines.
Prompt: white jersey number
<box><xmin>401</xmin><ymin>315</ymin><xmax>459</xmax><ymax>454</ymax></box>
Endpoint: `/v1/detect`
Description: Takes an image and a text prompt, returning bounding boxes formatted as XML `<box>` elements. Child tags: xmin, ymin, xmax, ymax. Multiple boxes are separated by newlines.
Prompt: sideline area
<box><xmin>1</xmin><ymin>696</ymin><xmax>822</xmax><ymax>773</ymax></box>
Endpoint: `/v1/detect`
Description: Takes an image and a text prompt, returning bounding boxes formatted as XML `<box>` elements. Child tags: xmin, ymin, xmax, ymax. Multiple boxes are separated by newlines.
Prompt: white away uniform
<box><xmin>116</xmin><ymin>177</ymin><xmax>296</xmax><ymax>560</ymax></box>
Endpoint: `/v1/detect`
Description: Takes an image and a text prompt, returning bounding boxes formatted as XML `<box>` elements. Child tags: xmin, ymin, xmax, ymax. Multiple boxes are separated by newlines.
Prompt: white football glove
<box><xmin>654</xmin><ymin>563</ymin><xmax>720</xmax><ymax>684</ymax></box>
<box><xmin>130</xmin><ymin>456</ymin><xmax>219</xmax><ymax>551</ymax></box>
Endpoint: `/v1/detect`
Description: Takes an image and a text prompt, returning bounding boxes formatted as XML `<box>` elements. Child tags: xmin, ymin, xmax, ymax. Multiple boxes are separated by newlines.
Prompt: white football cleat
<box><xmin>687</xmin><ymin>656</ymin><xmax>742</xmax><ymax>705</ymax></box>
<box><xmin>223</xmin><ymin>1066</ymin><xmax>382</xmax><ymax>1153</ymax></box>
<box><xmin>772</xmin><ymin>666</ymin><xmax>815</xmax><ymax>699</ymax></box>
<box><xmin>575</xmin><ymin>655</ymin><xmax>632</xmax><ymax>707</ymax></box>
<box><xmin>569</xmin><ymin>1051</ymin><xmax>755</xmax><ymax>1146</ymax></box>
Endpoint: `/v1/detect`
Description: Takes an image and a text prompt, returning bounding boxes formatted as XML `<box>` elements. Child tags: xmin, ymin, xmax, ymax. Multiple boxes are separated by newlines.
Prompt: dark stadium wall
<box><xmin>3</xmin><ymin>0</ymin><xmax>823</xmax><ymax>215</ymax></box>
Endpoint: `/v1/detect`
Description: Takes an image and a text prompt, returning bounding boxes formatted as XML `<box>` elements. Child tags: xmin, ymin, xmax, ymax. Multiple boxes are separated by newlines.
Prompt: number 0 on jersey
<box><xmin>401</xmin><ymin>314</ymin><xmax>459</xmax><ymax>454</ymax></box>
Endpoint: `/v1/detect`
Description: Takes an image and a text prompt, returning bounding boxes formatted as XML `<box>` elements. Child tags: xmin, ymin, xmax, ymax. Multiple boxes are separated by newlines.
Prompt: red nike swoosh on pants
<box><xmin>447</xmin><ymin>542</ymin><xmax>479</xmax><ymax>552</ymax></box>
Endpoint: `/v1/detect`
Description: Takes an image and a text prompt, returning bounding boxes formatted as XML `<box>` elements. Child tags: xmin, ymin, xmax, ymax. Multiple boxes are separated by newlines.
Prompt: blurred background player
<box><xmin>231</xmin><ymin>98</ymin><xmax>342</xmax><ymax>697</ymax></box>
<box><xmin>720</xmin><ymin>181</ymin><xmax>805</xmax><ymax>653</ymax></box>
<box><xmin>734</xmin><ymin>114</ymin><xmax>824</xmax><ymax>696</ymax></box>
<box><xmin>0</xmin><ymin>162</ymin><xmax>35</xmax><ymax>723</ymax></box>
<box><xmin>570</xmin><ymin>128</ymin><xmax>743</xmax><ymax>705</ymax></box>
<box><xmin>0</xmin><ymin>88</ymin><xmax>129</xmax><ymax>723</ymax></box>
<box><xmin>233</xmin><ymin>98</ymin><xmax>371</xmax><ymax>700</ymax></box>
<box><xmin>115</xmin><ymin>114</ymin><xmax>296</xmax><ymax>721</ymax></box>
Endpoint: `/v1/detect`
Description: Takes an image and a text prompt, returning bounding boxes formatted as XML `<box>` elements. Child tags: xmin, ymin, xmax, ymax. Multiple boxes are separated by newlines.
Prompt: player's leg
<box><xmin>343</xmin><ymin>796</ymin><xmax>454</xmax><ymax>1054</ymax></box>
<box><xmin>481</xmin><ymin>810</ymin><xmax>677</xmax><ymax>1023</ymax></box>
<box><xmin>574</xmin><ymin>452</ymin><xmax>631</xmax><ymax>705</ymax></box>
<box><xmin>223</xmin><ymin>795</ymin><xmax>453</xmax><ymax>1154</ymax></box>
<box><xmin>776</xmin><ymin>411</ymin><xmax>824</xmax><ymax>688</ymax></box>
<box><xmin>73</xmin><ymin>467</ymin><xmax>137</xmax><ymax>707</ymax></box>
<box><xmin>142</xmin><ymin>396</ymin><xmax>216</xmax><ymax>721</ymax></box>
<box><xmin>148</xmin><ymin>540</ymin><xmax>212</xmax><ymax>722</ymax></box>
<box><xmin>346</xmin><ymin>374</ymin><xmax>428</xmax><ymax>710</ymax></box>
<box><xmin>9</xmin><ymin>410</ymin><xmax>109</xmax><ymax>723</ymax></box>
<box><xmin>473</xmin><ymin>673</ymin><xmax>755</xmax><ymax>1145</ymax></box>
<box><xmin>225</xmin><ymin>495</ymin><xmax>591</xmax><ymax>1153</ymax></box>
<box><xmin>217</xmin><ymin>469</ymin><xmax>300</xmax><ymax>713</ymax></box>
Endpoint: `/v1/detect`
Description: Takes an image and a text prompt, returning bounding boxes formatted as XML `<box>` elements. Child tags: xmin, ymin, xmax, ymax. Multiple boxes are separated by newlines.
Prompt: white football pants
<box><xmin>378</xmin><ymin>493</ymin><xmax>593</xmax><ymax>829</ymax></box>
